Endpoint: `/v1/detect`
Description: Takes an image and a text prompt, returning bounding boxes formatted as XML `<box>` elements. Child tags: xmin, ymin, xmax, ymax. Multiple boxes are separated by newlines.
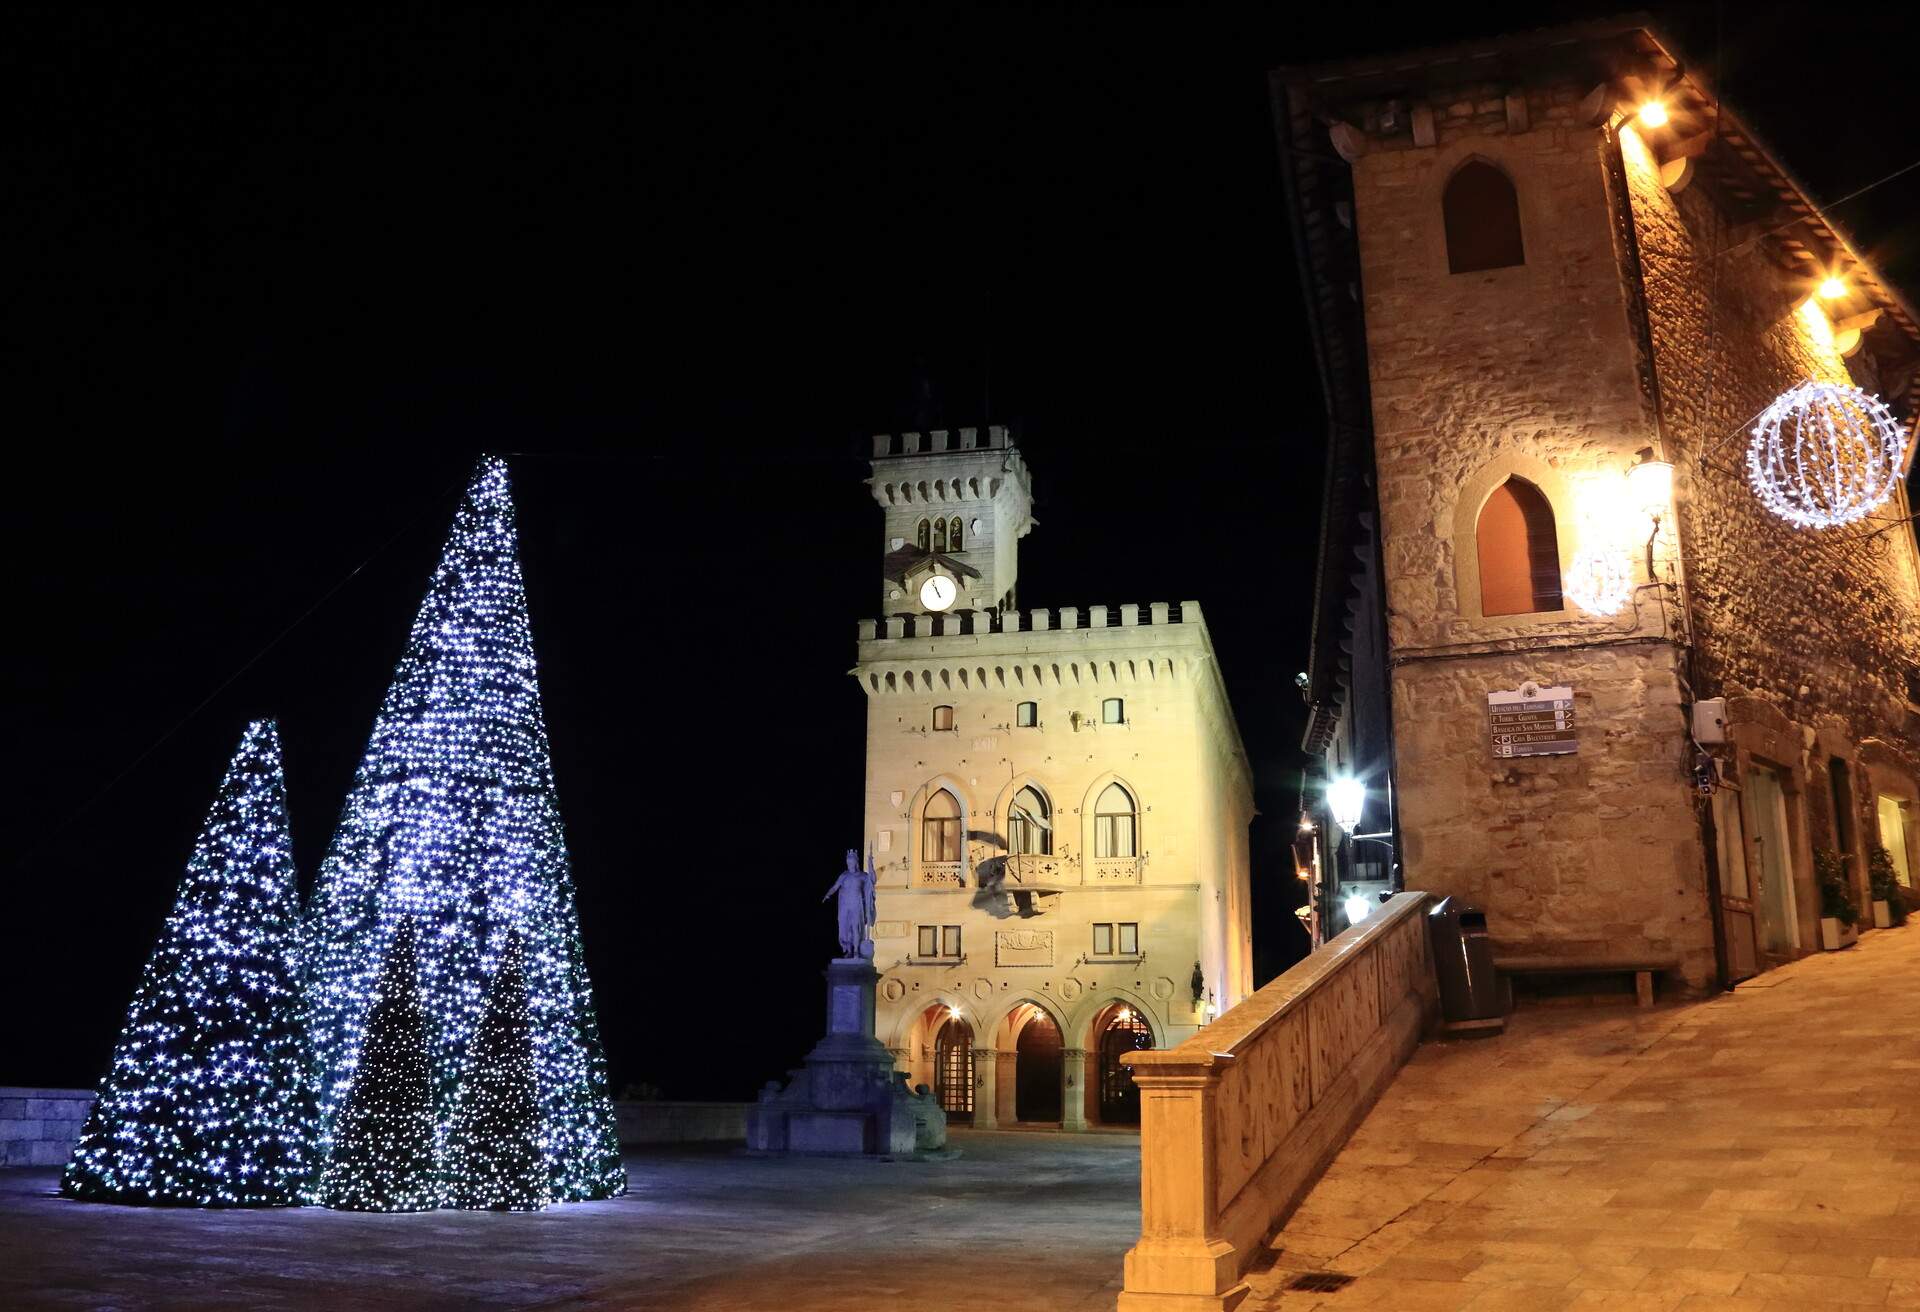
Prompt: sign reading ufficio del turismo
<box><xmin>1488</xmin><ymin>682</ymin><xmax>1576</xmax><ymax>758</ymax></box>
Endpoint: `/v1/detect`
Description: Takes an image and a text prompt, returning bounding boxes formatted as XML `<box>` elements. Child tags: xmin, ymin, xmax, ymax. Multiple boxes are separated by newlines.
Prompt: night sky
<box><xmin>11</xmin><ymin>5</ymin><xmax>1915</xmax><ymax>1100</ymax></box>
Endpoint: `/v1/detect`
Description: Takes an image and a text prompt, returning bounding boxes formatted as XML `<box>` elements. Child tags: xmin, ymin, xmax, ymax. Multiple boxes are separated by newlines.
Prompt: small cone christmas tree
<box><xmin>320</xmin><ymin>919</ymin><xmax>438</xmax><ymax>1212</ymax></box>
<box><xmin>306</xmin><ymin>456</ymin><xmax>624</xmax><ymax>1201</ymax></box>
<box><xmin>443</xmin><ymin>934</ymin><xmax>547</xmax><ymax>1211</ymax></box>
<box><xmin>63</xmin><ymin>720</ymin><xmax>317</xmax><ymax>1207</ymax></box>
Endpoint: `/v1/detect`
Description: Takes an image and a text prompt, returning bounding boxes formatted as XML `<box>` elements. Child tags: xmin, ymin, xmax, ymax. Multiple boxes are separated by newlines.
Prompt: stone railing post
<box><xmin>1118</xmin><ymin>1053</ymin><xmax>1245</xmax><ymax>1311</ymax></box>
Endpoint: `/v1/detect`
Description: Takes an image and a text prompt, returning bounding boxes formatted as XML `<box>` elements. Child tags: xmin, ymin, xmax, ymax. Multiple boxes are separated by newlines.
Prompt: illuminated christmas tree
<box><xmin>320</xmin><ymin>919</ymin><xmax>437</xmax><ymax>1211</ymax></box>
<box><xmin>62</xmin><ymin>720</ymin><xmax>317</xmax><ymax>1207</ymax></box>
<box><xmin>443</xmin><ymin>933</ymin><xmax>547</xmax><ymax>1211</ymax></box>
<box><xmin>305</xmin><ymin>456</ymin><xmax>624</xmax><ymax>1202</ymax></box>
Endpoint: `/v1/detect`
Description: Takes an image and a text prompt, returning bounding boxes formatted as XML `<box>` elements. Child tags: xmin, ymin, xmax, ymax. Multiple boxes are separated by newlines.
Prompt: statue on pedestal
<box><xmin>822</xmin><ymin>848</ymin><xmax>877</xmax><ymax>959</ymax></box>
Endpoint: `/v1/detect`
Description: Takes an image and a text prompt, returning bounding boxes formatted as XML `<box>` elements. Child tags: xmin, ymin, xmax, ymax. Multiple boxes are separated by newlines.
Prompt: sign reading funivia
<box><xmin>1488</xmin><ymin>682</ymin><xmax>1576</xmax><ymax>758</ymax></box>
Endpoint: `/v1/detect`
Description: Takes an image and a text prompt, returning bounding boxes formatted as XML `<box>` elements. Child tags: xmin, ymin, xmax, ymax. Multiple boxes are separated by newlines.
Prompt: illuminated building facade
<box><xmin>1275</xmin><ymin>21</ymin><xmax>1920</xmax><ymax>987</ymax></box>
<box><xmin>854</xmin><ymin>427</ymin><xmax>1254</xmax><ymax>1128</ymax></box>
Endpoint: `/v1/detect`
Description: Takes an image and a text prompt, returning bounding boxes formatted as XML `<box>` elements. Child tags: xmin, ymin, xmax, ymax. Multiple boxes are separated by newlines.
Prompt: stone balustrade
<box><xmin>1117</xmin><ymin>893</ymin><xmax>1436</xmax><ymax>1310</ymax></box>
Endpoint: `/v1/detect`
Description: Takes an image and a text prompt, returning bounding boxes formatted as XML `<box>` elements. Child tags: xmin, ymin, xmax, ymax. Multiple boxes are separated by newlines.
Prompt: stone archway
<box><xmin>1090</xmin><ymin>1002</ymin><xmax>1154</xmax><ymax>1126</ymax></box>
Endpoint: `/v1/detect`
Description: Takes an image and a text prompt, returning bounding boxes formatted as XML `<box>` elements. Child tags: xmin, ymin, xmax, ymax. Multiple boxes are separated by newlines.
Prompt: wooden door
<box><xmin>1745</xmin><ymin>765</ymin><xmax>1799</xmax><ymax>954</ymax></box>
<box><xmin>1711</xmin><ymin>787</ymin><xmax>1759</xmax><ymax>981</ymax></box>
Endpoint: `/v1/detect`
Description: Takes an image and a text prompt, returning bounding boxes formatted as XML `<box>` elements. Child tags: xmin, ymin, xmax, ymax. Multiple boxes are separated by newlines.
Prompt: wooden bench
<box><xmin>1493</xmin><ymin>955</ymin><xmax>1680</xmax><ymax>1009</ymax></box>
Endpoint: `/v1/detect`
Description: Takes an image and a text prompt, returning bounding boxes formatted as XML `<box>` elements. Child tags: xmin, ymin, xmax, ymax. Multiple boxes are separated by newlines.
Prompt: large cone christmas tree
<box><xmin>63</xmin><ymin>720</ymin><xmax>318</xmax><ymax>1207</ymax></box>
<box><xmin>306</xmin><ymin>456</ymin><xmax>624</xmax><ymax>1201</ymax></box>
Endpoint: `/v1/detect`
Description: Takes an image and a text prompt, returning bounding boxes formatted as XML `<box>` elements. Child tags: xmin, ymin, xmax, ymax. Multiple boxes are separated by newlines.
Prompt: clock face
<box><xmin>919</xmin><ymin>574</ymin><xmax>958</xmax><ymax>611</ymax></box>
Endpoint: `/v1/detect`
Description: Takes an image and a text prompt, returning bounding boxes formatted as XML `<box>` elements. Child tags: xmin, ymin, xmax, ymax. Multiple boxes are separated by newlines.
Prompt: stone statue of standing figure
<box><xmin>823</xmin><ymin>848</ymin><xmax>877</xmax><ymax>958</ymax></box>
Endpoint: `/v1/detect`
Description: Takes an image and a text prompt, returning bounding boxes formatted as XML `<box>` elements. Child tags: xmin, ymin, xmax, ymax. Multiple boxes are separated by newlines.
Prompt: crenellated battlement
<box><xmin>857</xmin><ymin>600</ymin><xmax>1200</xmax><ymax>643</ymax></box>
<box><xmin>871</xmin><ymin>425</ymin><xmax>1010</xmax><ymax>459</ymax></box>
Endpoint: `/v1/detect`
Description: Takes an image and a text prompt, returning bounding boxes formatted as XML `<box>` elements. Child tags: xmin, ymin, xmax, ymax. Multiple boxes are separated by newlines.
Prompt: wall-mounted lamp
<box><xmin>1818</xmin><ymin>274</ymin><xmax>1849</xmax><ymax>301</ymax></box>
<box><xmin>1636</xmin><ymin>100</ymin><xmax>1669</xmax><ymax>129</ymax></box>
<box><xmin>1326</xmin><ymin>776</ymin><xmax>1365</xmax><ymax>833</ymax></box>
<box><xmin>1627</xmin><ymin>450</ymin><xmax>1674</xmax><ymax>524</ymax></box>
<box><xmin>1344</xmin><ymin>894</ymin><xmax>1372</xmax><ymax>925</ymax></box>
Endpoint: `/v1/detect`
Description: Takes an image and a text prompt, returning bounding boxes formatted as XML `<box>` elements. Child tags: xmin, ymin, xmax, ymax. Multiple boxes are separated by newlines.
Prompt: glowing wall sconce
<box><xmin>1636</xmin><ymin>100</ymin><xmax>1668</xmax><ymax>128</ymax></box>
<box><xmin>1327</xmin><ymin>776</ymin><xmax>1365</xmax><ymax>833</ymax></box>
<box><xmin>1344</xmin><ymin>894</ymin><xmax>1372</xmax><ymax>925</ymax></box>
<box><xmin>1818</xmin><ymin>274</ymin><xmax>1849</xmax><ymax>301</ymax></box>
<box><xmin>1627</xmin><ymin>452</ymin><xmax>1674</xmax><ymax>524</ymax></box>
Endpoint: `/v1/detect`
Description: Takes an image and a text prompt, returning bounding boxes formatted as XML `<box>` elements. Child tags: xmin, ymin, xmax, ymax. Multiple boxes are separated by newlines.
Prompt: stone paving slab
<box><xmin>1246</xmin><ymin>925</ymin><xmax>1920</xmax><ymax>1312</ymax></box>
<box><xmin>1</xmin><ymin>1128</ymin><xmax>1139</xmax><ymax>1310</ymax></box>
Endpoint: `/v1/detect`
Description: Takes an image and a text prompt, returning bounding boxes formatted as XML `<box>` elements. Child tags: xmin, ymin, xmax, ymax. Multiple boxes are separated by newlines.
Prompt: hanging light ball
<box><xmin>1564</xmin><ymin>547</ymin><xmax>1634</xmax><ymax>615</ymax></box>
<box><xmin>1746</xmin><ymin>379</ymin><xmax>1905</xmax><ymax>529</ymax></box>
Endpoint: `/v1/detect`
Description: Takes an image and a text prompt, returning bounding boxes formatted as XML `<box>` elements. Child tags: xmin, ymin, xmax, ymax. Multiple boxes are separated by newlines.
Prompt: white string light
<box><xmin>305</xmin><ymin>457</ymin><xmax>625</xmax><ymax>1205</ymax></box>
<box><xmin>1564</xmin><ymin>547</ymin><xmax>1634</xmax><ymax>615</ymax></box>
<box><xmin>63</xmin><ymin>721</ymin><xmax>318</xmax><ymax>1207</ymax></box>
<box><xmin>1746</xmin><ymin>379</ymin><xmax>1906</xmax><ymax>529</ymax></box>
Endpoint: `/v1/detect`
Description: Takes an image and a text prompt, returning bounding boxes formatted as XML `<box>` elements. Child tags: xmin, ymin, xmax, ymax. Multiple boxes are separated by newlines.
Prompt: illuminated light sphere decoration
<box><xmin>1746</xmin><ymin>379</ymin><xmax>1905</xmax><ymax>529</ymax></box>
<box><xmin>62</xmin><ymin>720</ymin><xmax>318</xmax><ymax>1207</ymax></box>
<box><xmin>305</xmin><ymin>456</ymin><xmax>626</xmax><ymax>1203</ymax></box>
<box><xmin>443</xmin><ymin>933</ymin><xmax>547</xmax><ymax>1211</ymax></box>
<box><xmin>321</xmin><ymin>919</ymin><xmax>438</xmax><ymax>1212</ymax></box>
<box><xmin>1564</xmin><ymin>546</ymin><xmax>1635</xmax><ymax>615</ymax></box>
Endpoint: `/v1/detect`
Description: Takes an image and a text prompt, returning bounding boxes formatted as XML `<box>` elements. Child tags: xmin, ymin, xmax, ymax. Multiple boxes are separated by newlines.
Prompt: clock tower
<box><xmin>868</xmin><ymin>425</ymin><xmax>1033</xmax><ymax>617</ymax></box>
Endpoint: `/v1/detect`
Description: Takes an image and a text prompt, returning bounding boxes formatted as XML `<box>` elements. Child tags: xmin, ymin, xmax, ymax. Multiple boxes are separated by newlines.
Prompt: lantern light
<box><xmin>1344</xmin><ymin>895</ymin><xmax>1372</xmax><ymax>925</ymax></box>
<box><xmin>1327</xmin><ymin>776</ymin><xmax>1365</xmax><ymax>833</ymax></box>
<box><xmin>1636</xmin><ymin>100</ymin><xmax>1668</xmax><ymax>128</ymax></box>
<box><xmin>1627</xmin><ymin>457</ymin><xmax>1674</xmax><ymax>522</ymax></box>
<box><xmin>1818</xmin><ymin>275</ymin><xmax>1849</xmax><ymax>301</ymax></box>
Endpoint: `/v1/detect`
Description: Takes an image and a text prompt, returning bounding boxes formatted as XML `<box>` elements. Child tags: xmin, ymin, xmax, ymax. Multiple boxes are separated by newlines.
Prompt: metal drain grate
<box><xmin>1286</xmin><ymin>1272</ymin><xmax>1356</xmax><ymax>1293</ymax></box>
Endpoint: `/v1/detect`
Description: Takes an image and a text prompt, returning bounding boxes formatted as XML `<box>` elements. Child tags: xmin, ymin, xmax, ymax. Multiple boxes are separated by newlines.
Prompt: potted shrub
<box><xmin>1815</xmin><ymin>848</ymin><xmax>1859</xmax><ymax>950</ymax></box>
<box><xmin>1868</xmin><ymin>845</ymin><xmax>1908</xmax><ymax>930</ymax></box>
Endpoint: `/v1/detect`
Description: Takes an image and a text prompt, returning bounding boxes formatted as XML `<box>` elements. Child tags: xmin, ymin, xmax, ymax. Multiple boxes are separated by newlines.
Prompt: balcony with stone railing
<box><xmin>859</xmin><ymin>601</ymin><xmax>1194</xmax><ymax>643</ymax></box>
<box><xmin>915</xmin><ymin>862</ymin><xmax>965</xmax><ymax>889</ymax></box>
<box><xmin>1087</xmin><ymin>856</ymin><xmax>1143</xmax><ymax>885</ymax></box>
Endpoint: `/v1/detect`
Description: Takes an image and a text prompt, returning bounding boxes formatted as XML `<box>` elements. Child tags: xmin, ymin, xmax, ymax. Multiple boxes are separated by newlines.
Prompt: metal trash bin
<box><xmin>1428</xmin><ymin>896</ymin><xmax>1501</xmax><ymax>1022</ymax></box>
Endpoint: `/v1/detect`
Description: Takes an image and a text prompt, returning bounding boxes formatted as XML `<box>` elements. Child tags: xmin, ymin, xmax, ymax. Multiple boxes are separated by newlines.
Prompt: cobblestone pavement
<box><xmin>1246</xmin><ymin>924</ymin><xmax>1920</xmax><ymax>1312</ymax></box>
<box><xmin>1</xmin><ymin>1128</ymin><xmax>1137</xmax><ymax>1310</ymax></box>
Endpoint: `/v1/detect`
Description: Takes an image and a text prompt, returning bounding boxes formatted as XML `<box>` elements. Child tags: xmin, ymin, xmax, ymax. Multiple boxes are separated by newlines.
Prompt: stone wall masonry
<box><xmin>1343</xmin><ymin>80</ymin><xmax>1717</xmax><ymax>982</ymax></box>
<box><xmin>1623</xmin><ymin>124</ymin><xmax>1920</xmax><ymax>751</ymax></box>
<box><xmin>0</xmin><ymin>1088</ymin><xmax>93</xmax><ymax>1169</ymax></box>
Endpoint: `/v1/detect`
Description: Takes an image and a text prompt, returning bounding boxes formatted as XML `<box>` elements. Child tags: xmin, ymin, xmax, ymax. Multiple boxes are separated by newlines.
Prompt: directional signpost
<box><xmin>1488</xmin><ymin>683</ymin><xmax>1576</xmax><ymax>758</ymax></box>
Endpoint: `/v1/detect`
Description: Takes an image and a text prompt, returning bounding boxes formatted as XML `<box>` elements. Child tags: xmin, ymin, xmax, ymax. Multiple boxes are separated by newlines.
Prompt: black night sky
<box><xmin>10</xmin><ymin>5</ymin><xmax>1916</xmax><ymax>1100</ymax></box>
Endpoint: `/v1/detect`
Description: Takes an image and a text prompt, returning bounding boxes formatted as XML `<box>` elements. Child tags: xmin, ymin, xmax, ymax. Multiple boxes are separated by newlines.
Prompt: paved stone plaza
<box><xmin>8</xmin><ymin>930</ymin><xmax>1919</xmax><ymax>1311</ymax></box>
<box><xmin>1248</xmin><ymin>927</ymin><xmax>1920</xmax><ymax>1311</ymax></box>
<box><xmin>0</xmin><ymin>1128</ymin><xmax>1138</xmax><ymax>1310</ymax></box>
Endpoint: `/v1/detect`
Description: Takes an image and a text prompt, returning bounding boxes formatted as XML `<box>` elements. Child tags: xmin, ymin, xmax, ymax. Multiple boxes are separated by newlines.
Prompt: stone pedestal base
<box><xmin>748</xmin><ymin>958</ymin><xmax>947</xmax><ymax>1157</ymax></box>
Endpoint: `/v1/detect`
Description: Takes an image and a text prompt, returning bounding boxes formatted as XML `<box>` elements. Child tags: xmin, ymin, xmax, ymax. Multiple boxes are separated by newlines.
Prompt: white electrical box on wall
<box><xmin>1692</xmin><ymin>697</ymin><xmax>1728</xmax><ymax>744</ymax></box>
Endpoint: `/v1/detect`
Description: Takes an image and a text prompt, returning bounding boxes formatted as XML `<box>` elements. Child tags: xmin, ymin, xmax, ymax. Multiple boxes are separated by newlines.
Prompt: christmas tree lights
<box><xmin>320</xmin><ymin>919</ymin><xmax>438</xmax><ymax>1211</ymax></box>
<box><xmin>443</xmin><ymin>933</ymin><xmax>547</xmax><ymax>1211</ymax></box>
<box><xmin>62</xmin><ymin>721</ymin><xmax>317</xmax><ymax>1207</ymax></box>
<box><xmin>306</xmin><ymin>456</ymin><xmax>625</xmax><ymax>1202</ymax></box>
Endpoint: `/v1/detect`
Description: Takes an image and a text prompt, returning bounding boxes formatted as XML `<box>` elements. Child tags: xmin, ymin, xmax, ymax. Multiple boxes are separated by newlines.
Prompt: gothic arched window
<box><xmin>1443</xmin><ymin>160</ymin><xmax>1525</xmax><ymax>274</ymax></box>
<box><xmin>1094</xmin><ymin>782</ymin><xmax>1138</xmax><ymax>858</ymax></box>
<box><xmin>949</xmin><ymin>517</ymin><xmax>964</xmax><ymax>552</ymax></box>
<box><xmin>916</xmin><ymin>519</ymin><xmax>931</xmax><ymax>552</ymax></box>
<box><xmin>1477</xmin><ymin>476</ymin><xmax>1562</xmax><ymax>615</ymax></box>
<box><xmin>1008</xmin><ymin>785</ymin><xmax>1052</xmax><ymax>855</ymax></box>
<box><xmin>932</xmin><ymin>518</ymin><xmax>948</xmax><ymax>553</ymax></box>
<box><xmin>923</xmin><ymin>788</ymin><xmax>962</xmax><ymax>862</ymax></box>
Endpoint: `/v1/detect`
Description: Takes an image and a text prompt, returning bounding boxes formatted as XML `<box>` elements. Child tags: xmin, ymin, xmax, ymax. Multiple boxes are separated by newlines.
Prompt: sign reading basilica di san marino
<box><xmin>1487</xmin><ymin>683</ymin><xmax>1577</xmax><ymax>759</ymax></box>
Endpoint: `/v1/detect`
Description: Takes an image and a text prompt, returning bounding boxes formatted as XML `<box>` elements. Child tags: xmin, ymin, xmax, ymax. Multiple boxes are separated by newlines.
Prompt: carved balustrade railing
<box><xmin>1117</xmin><ymin>892</ymin><xmax>1435</xmax><ymax>1311</ymax></box>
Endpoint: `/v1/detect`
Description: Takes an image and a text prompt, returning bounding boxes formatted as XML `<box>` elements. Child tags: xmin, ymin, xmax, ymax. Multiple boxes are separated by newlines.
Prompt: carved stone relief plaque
<box><xmin>995</xmin><ymin>929</ymin><xmax>1055</xmax><ymax>967</ymax></box>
